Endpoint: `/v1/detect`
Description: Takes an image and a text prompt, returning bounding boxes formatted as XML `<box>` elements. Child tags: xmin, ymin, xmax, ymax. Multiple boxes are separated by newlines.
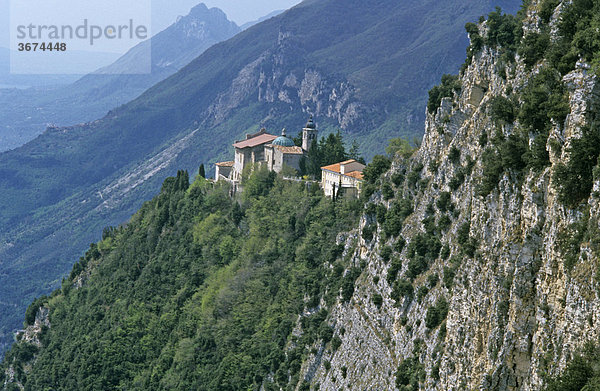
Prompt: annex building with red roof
<box><xmin>320</xmin><ymin>159</ymin><xmax>366</xmax><ymax>198</ymax></box>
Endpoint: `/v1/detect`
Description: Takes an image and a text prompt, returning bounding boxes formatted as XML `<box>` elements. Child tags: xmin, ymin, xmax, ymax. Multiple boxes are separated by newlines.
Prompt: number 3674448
<box><xmin>17</xmin><ymin>42</ymin><xmax>67</xmax><ymax>51</ymax></box>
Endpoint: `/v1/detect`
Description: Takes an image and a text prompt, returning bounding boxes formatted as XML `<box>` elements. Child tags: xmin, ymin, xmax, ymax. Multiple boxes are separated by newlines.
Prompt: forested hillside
<box><xmin>1</xmin><ymin>169</ymin><xmax>362</xmax><ymax>390</ymax></box>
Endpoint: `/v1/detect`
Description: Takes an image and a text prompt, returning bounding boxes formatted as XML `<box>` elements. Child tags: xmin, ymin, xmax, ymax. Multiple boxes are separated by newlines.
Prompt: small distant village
<box><xmin>215</xmin><ymin>116</ymin><xmax>365</xmax><ymax>198</ymax></box>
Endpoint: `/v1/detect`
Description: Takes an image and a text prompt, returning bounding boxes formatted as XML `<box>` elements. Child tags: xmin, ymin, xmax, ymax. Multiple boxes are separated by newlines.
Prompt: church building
<box><xmin>215</xmin><ymin>116</ymin><xmax>318</xmax><ymax>182</ymax></box>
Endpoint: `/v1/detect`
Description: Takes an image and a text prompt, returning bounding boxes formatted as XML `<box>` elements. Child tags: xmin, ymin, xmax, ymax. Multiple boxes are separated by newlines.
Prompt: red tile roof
<box><xmin>321</xmin><ymin>162</ymin><xmax>343</xmax><ymax>173</ymax></box>
<box><xmin>346</xmin><ymin>171</ymin><xmax>364</xmax><ymax>180</ymax></box>
<box><xmin>321</xmin><ymin>159</ymin><xmax>364</xmax><ymax>180</ymax></box>
<box><xmin>233</xmin><ymin>133</ymin><xmax>277</xmax><ymax>149</ymax></box>
<box><xmin>215</xmin><ymin>161</ymin><xmax>234</xmax><ymax>167</ymax></box>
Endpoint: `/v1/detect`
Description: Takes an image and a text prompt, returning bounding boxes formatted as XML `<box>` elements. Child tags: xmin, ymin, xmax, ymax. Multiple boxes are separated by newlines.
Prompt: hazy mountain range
<box><xmin>240</xmin><ymin>10</ymin><xmax>285</xmax><ymax>30</ymax></box>
<box><xmin>0</xmin><ymin>3</ymin><xmax>240</xmax><ymax>152</ymax></box>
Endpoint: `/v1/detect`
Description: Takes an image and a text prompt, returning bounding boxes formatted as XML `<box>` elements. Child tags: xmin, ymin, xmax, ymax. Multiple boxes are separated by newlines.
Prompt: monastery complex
<box><xmin>215</xmin><ymin>117</ymin><xmax>364</xmax><ymax>197</ymax></box>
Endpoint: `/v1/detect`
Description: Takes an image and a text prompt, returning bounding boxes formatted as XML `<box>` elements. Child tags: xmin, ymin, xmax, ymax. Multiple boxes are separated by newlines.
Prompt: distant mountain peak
<box><xmin>176</xmin><ymin>3</ymin><xmax>238</xmax><ymax>28</ymax></box>
<box><xmin>188</xmin><ymin>3</ymin><xmax>227</xmax><ymax>18</ymax></box>
<box><xmin>190</xmin><ymin>2</ymin><xmax>209</xmax><ymax>12</ymax></box>
<box><xmin>92</xmin><ymin>3</ymin><xmax>239</xmax><ymax>75</ymax></box>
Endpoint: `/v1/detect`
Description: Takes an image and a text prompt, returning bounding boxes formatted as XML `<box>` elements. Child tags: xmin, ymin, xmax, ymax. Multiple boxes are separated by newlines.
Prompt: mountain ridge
<box><xmin>240</xmin><ymin>10</ymin><xmax>285</xmax><ymax>30</ymax></box>
<box><xmin>0</xmin><ymin>0</ymin><xmax>520</xmax><ymax>356</ymax></box>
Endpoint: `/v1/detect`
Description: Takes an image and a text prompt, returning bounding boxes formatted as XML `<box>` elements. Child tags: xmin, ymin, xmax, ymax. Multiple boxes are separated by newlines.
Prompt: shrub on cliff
<box><xmin>554</xmin><ymin>124</ymin><xmax>600</xmax><ymax>206</ymax></box>
<box><xmin>428</xmin><ymin>74</ymin><xmax>461</xmax><ymax>114</ymax></box>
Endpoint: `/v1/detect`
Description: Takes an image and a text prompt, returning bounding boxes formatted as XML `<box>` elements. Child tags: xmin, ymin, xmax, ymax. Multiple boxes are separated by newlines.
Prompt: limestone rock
<box><xmin>299</xmin><ymin>2</ymin><xmax>600</xmax><ymax>390</ymax></box>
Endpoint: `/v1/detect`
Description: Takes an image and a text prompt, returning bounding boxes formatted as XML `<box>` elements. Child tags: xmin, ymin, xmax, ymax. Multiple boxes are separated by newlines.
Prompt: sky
<box><xmin>0</xmin><ymin>0</ymin><xmax>303</xmax><ymax>49</ymax></box>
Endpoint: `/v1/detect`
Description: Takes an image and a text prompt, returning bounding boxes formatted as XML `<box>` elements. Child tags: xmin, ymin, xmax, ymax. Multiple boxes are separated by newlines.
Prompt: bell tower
<box><xmin>302</xmin><ymin>115</ymin><xmax>318</xmax><ymax>152</ymax></box>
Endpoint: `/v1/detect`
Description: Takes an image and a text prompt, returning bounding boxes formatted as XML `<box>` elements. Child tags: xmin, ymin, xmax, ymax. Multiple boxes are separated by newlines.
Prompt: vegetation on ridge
<box><xmin>427</xmin><ymin>74</ymin><xmax>462</xmax><ymax>114</ymax></box>
<box><xmin>542</xmin><ymin>341</ymin><xmax>600</xmax><ymax>391</ymax></box>
<box><xmin>1</xmin><ymin>169</ymin><xmax>362</xmax><ymax>390</ymax></box>
<box><xmin>433</xmin><ymin>0</ymin><xmax>600</xmax><ymax>206</ymax></box>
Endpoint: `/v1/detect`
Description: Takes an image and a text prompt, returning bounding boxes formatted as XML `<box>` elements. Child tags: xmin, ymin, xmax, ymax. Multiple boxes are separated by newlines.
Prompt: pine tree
<box><xmin>348</xmin><ymin>140</ymin><xmax>366</xmax><ymax>164</ymax></box>
<box><xmin>199</xmin><ymin>164</ymin><xmax>206</xmax><ymax>178</ymax></box>
<box><xmin>306</xmin><ymin>139</ymin><xmax>322</xmax><ymax>177</ymax></box>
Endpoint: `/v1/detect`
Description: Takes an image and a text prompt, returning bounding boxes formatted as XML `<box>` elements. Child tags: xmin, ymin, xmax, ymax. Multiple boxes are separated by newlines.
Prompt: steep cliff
<box><xmin>299</xmin><ymin>1</ymin><xmax>600</xmax><ymax>389</ymax></box>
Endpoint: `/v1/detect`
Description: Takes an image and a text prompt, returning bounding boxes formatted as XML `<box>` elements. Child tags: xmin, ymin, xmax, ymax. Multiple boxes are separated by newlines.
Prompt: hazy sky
<box><xmin>0</xmin><ymin>0</ymin><xmax>303</xmax><ymax>49</ymax></box>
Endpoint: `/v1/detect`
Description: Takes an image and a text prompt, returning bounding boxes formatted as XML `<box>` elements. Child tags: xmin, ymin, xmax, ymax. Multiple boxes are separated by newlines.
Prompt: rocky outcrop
<box><xmin>300</xmin><ymin>2</ymin><xmax>600</xmax><ymax>390</ymax></box>
<box><xmin>15</xmin><ymin>308</ymin><xmax>50</xmax><ymax>349</ymax></box>
<box><xmin>206</xmin><ymin>31</ymin><xmax>365</xmax><ymax>131</ymax></box>
<box><xmin>3</xmin><ymin>307</ymin><xmax>49</xmax><ymax>390</ymax></box>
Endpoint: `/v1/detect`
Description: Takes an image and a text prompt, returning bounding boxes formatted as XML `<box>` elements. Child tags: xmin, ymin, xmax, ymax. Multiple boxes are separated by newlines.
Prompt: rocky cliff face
<box><xmin>300</xmin><ymin>2</ymin><xmax>600</xmax><ymax>390</ymax></box>
<box><xmin>205</xmin><ymin>31</ymin><xmax>363</xmax><ymax>130</ymax></box>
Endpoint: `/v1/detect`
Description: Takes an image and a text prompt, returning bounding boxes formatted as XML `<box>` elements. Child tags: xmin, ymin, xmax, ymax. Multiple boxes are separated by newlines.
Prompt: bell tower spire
<box><xmin>302</xmin><ymin>115</ymin><xmax>318</xmax><ymax>152</ymax></box>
